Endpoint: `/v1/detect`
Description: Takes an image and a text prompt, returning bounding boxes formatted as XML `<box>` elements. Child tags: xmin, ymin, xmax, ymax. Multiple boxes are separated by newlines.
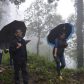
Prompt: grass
<box><xmin>0</xmin><ymin>52</ymin><xmax>84</xmax><ymax>84</ymax></box>
<box><xmin>2</xmin><ymin>52</ymin><xmax>10</xmax><ymax>65</ymax></box>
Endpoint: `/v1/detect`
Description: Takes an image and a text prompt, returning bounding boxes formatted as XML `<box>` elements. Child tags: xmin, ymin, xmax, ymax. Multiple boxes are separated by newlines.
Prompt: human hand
<box><xmin>16</xmin><ymin>43</ymin><xmax>22</xmax><ymax>48</ymax></box>
<box><xmin>54</xmin><ymin>55</ymin><xmax>57</xmax><ymax>57</ymax></box>
<box><xmin>64</xmin><ymin>43</ymin><xmax>68</xmax><ymax>48</ymax></box>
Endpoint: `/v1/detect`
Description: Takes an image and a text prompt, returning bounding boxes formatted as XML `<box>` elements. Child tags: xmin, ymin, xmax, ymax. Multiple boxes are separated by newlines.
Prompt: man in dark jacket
<box><xmin>9</xmin><ymin>29</ymin><xmax>28</xmax><ymax>84</ymax></box>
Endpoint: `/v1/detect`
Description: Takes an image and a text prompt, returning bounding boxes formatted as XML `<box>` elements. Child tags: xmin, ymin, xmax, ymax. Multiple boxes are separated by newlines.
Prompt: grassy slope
<box><xmin>0</xmin><ymin>53</ymin><xmax>84</xmax><ymax>84</ymax></box>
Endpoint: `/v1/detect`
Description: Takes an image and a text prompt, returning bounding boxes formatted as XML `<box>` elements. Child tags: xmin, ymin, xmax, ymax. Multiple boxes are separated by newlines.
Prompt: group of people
<box><xmin>0</xmin><ymin>28</ymin><xmax>68</xmax><ymax>84</ymax></box>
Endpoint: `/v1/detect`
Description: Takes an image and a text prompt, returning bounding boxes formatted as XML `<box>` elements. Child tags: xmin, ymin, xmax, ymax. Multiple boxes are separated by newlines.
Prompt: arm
<box><xmin>54</xmin><ymin>48</ymin><xmax>57</xmax><ymax>57</ymax></box>
<box><xmin>25</xmin><ymin>40</ymin><xmax>31</xmax><ymax>44</ymax></box>
<box><xmin>53</xmin><ymin>39</ymin><xmax>58</xmax><ymax>57</ymax></box>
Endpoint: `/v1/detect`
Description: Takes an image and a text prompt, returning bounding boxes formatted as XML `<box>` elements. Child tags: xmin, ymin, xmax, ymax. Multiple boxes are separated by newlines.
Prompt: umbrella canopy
<box><xmin>47</xmin><ymin>23</ymin><xmax>73</xmax><ymax>45</ymax></box>
<box><xmin>0</xmin><ymin>20</ymin><xmax>27</xmax><ymax>49</ymax></box>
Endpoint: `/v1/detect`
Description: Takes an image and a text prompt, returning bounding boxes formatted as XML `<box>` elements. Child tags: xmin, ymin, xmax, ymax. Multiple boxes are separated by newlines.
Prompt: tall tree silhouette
<box><xmin>76</xmin><ymin>0</ymin><xmax>83</xmax><ymax>68</ymax></box>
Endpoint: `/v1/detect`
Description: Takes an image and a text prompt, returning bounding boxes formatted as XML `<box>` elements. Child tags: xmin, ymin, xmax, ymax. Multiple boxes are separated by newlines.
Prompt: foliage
<box><xmin>24</xmin><ymin>0</ymin><xmax>64</xmax><ymax>38</ymax></box>
<box><xmin>1</xmin><ymin>53</ymin><xmax>84</xmax><ymax>84</ymax></box>
<box><xmin>48</xmin><ymin>0</ymin><xmax>59</xmax><ymax>4</ymax></box>
<box><xmin>24</xmin><ymin>0</ymin><xmax>64</xmax><ymax>55</ymax></box>
<box><xmin>0</xmin><ymin>0</ymin><xmax>25</xmax><ymax>5</ymax></box>
<box><xmin>67</xmin><ymin>14</ymin><xmax>77</xmax><ymax>60</ymax></box>
<box><xmin>0</xmin><ymin>67</ymin><xmax>13</xmax><ymax>84</ymax></box>
<box><xmin>2</xmin><ymin>51</ymin><xmax>10</xmax><ymax>65</ymax></box>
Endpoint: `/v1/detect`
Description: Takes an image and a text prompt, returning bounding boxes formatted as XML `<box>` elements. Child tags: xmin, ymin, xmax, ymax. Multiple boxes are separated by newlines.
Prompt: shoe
<box><xmin>59</xmin><ymin>75</ymin><xmax>63</xmax><ymax>80</ymax></box>
<box><xmin>0</xmin><ymin>69</ymin><xmax>3</xmax><ymax>73</ymax></box>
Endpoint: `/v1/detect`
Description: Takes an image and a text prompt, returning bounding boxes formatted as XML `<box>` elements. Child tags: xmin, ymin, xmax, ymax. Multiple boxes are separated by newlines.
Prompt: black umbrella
<box><xmin>0</xmin><ymin>20</ymin><xmax>27</xmax><ymax>49</ymax></box>
<box><xmin>47</xmin><ymin>23</ymin><xmax>73</xmax><ymax>45</ymax></box>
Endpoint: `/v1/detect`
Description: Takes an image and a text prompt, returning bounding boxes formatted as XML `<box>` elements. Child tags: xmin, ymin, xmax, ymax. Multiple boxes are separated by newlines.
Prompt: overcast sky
<box><xmin>18</xmin><ymin>0</ymin><xmax>75</xmax><ymax>20</ymax></box>
<box><xmin>56</xmin><ymin>0</ymin><xmax>75</xmax><ymax>20</ymax></box>
<box><xmin>9</xmin><ymin>0</ymin><xmax>75</xmax><ymax>22</ymax></box>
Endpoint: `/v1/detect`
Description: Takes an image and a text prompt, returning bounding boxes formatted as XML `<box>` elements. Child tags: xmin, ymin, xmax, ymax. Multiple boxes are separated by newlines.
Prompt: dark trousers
<box><xmin>0</xmin><ymin>53</ymin><xmax>2</xmax><ymax>64</ymax></box>
<box><xmin>13</xmin><ymin>60</ymin><xmax>28</xmax><ymax>84</ymax></box>
<box><xmin>10</xmin><ymin>54</ymin><xmax>13</xmax><ymax>66</ymax></box>
<box><xmin>54</xmin><ymin>55</ymin><xmax>65</xmax><ymax>76</ymax></box>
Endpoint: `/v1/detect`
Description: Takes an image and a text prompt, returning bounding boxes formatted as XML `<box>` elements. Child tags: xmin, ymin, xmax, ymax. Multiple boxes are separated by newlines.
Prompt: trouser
<box><xmin>13</xmin><ymin>60</ymin><xmax>28</xmax><ymax>84</ymax></box>
<box><xmin>54</xmin><ymin>55</ymin><xmax>66</xmax><ymax>76</ymax></box>
<box><xmin>0</xmin><ymin>53</ymin><xmax>2</xmax><ymax>64</ymax></box>
<box><xmin>10</xmin><ymin>54</ymin><xmax>13</xmax><ymax>66</ymax></box>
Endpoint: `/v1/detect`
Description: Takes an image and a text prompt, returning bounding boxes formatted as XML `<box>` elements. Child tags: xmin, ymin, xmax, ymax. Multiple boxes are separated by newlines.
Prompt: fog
<box><xmin>0</xmin><ymin>0</ymin><xmax>77</xmax><ymax>69</ymax></box>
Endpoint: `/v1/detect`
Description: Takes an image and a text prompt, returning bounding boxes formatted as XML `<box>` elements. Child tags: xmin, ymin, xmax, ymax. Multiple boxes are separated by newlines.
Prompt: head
<box><xmin>59</xmin><ymin>33</ymin><xmax>66</xmax><ymax>40</ymax></box>
<box><xmin>15</xmin><ymin>29</ymin><xmax>23</xmax><ymax>37</ymax></box>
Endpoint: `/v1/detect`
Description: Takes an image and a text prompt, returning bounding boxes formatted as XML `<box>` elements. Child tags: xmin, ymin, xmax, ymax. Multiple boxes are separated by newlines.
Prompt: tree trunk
<box><xmin>37</xmin><ymin>33</ymin><xmax>40</xmax><ymax>56</ymax></box>
<box><xmin>36</xmin><ymin>25</ymin><xmax>41</xmax><ymax>56</ymax></box>
<box><xmin>76</xmin><ymin>0</ymin><xmax>83</xmax><ymax>68</ymax></box>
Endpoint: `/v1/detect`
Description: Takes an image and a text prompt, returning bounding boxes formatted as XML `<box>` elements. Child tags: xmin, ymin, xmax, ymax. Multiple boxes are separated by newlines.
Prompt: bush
<box><xmin>1</xmin><ymin>52</ymin><xmax>84</xmax><ymax>84</ymax></box>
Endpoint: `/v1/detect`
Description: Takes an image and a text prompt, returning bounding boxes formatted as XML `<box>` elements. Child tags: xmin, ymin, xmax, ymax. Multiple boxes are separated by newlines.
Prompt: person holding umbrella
<box><xmin>47</xmin><ymin>23</ymin><xmax>73</xmax><ymax>80</ymax></box>
<box><xmin>9</xmin><ymin>29</ymin><xmax>28</xmax><ymax>84</ymax></box>
<box><xmin>53</xmin><ymin>32</ymin><xmax>68</xmax><ymax>80</ymax></box>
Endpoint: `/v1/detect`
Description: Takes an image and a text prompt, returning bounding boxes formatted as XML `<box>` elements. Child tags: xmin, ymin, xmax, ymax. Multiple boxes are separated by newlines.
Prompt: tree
<box><xmin>48</xmin><ymin>0</ymin><xmax>59</xmax><ymax>4</ymax></box>
<box><xmin>24</xmin><ymin>0</ymin><xmax>64</xmax><ymax>55</ymax></box>
<box><xmin>0</xmin><ymin>0</ymin><xmax>11</xmax><ymax>29</ymax></box>
<box><xmin>0</xmin><ymin>0</ymin><xmax>25</xmax><ymax>5</ymax></box>
<box><xmin>0</xmin><ymin>0</ymin><xmax>26</xmax><ymax>29</ymax></box>
<box><xmin>76</xmin><ymin>0</ymin><xmax>83</xmax><ymax>68</ymax></box>
<box><xmin>0</xmin><ymin>3</ymin><xmax>3</xmax><ymax>24</ymax></box>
